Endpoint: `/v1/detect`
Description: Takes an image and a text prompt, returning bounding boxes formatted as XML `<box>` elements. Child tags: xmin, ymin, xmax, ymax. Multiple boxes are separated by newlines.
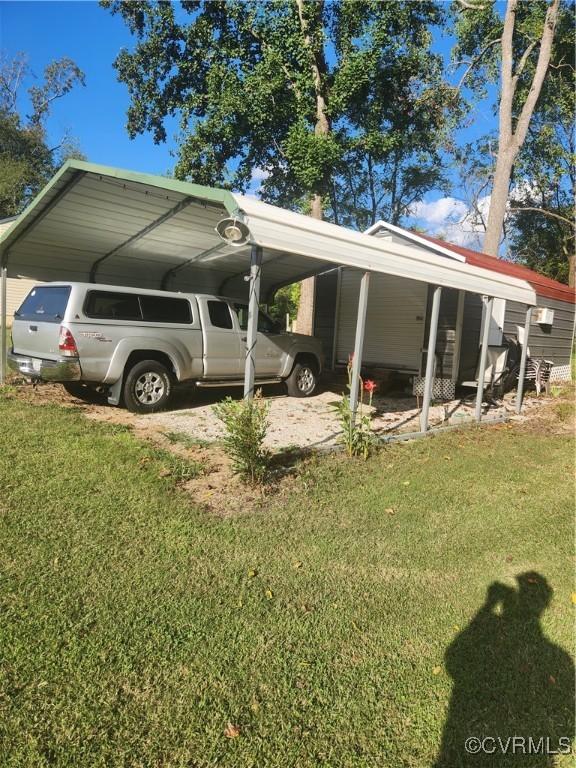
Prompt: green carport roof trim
<box><xmin>0</xmin><ymin>159</ymin><xmax>240</xmax><ymax>262</ymax></box>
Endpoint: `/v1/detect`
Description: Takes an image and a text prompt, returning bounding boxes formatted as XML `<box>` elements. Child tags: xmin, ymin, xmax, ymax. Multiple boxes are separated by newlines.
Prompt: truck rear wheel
<box><xmin>286</xmin><ymin>361</ymin><xmax>318</xmax><ymax>397</ymax></box>
<box><xmin>123</xmin><ymin>360</ymin><xmax>173</xmax><ymax>414</ymax></box>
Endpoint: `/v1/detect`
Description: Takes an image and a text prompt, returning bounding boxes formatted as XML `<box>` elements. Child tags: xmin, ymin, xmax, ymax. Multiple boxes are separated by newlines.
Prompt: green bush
<box><xmin>213</xmin><ymin>390</ymin><xmax>270</xmax><ymax>484</ymax></box>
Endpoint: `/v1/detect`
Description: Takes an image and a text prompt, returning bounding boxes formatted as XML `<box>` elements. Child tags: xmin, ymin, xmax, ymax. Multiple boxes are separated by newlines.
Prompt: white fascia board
<box><xmin>235</xmin><ymin>196</ymin><xmax>536</xmax><ymax>305</ymax></box>
<box><xmin>364</xmin><ymin>220</ymin><xmax>466</xmax><ymax>262</ymax></box>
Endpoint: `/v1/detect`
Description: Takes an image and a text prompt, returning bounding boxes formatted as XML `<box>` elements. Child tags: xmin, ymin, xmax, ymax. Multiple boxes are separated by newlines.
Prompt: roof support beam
<box><xmin>219</xmin><ymin>251</ymin><xmax>292</xmax><ymax>297</ymax></box>
<box><xmin>263</xmin><ymin>263</ymin><xmax>337</xmax><ymax>304</ymax></box>
<box><xmin>420</xmin><ymin>286</ymin><xmax>442</xmax><ymax>432</ymax></box>
<box><xmin>475</xmin><ymin>296</ymin><xmax>494</xmax><ymax>422</ymax></box>
<box><xmin>243</xmin><ymin>245</ymin><xmax>263</xmax><ymax>399</ymax></box>
<box><xmin>161</xmin><ymin>242</ymin><xmax>230</xmax><ymax>290</ymax></box>
<box><xmin>1</xmin><ymin>170</ymin><xmax>86</xmax><ymax>269</ymax></box>
<box><xmin>515</xmin><ymin>306</ymin><xmax>532</xmax><ymax>414</ymax></box>
<box><xmin>89</xmin><ymin>196</ymin><xmax>194</xmax><ymax>283</ymax></box>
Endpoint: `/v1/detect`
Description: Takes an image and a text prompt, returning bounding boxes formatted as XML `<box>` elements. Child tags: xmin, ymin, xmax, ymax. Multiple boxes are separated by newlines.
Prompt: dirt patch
<box><xmin>3</xmin><ymin>377</ymin><xmax>568</xmax><ymax>513</ymax></box>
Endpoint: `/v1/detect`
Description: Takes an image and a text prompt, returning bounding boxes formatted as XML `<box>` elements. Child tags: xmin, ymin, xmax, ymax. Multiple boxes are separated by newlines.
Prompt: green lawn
<box><xmin>0</xmin><ymin>395</ymin><xmax>573</xmax><ymax>767</ymax></box>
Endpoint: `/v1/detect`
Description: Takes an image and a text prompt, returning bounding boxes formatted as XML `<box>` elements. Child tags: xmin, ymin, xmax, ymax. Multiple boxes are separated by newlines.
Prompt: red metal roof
<box><xmin>419</xmin><ymin>234</ymin><xmax>575</xmax><ymax>305</ymax></box>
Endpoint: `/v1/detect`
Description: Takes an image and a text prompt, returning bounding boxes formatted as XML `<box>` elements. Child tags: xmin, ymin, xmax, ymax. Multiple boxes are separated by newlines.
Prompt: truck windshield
<box><xmin>16</xmin><ymin>286</ymin><xmax>71</xmax><ymax>323</ymax></box>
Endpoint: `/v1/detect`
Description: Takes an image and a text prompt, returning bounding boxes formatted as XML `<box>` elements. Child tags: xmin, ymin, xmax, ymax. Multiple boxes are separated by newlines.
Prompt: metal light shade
<box><xmin>215</xmin><ymin>217</ymin><xmax>251</xmax><ymax>247</ymax></box>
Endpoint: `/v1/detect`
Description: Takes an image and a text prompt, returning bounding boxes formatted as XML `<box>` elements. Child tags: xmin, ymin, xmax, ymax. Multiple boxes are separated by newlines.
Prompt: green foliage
<box><xmin>0</xmin><ymin>53</ymin><xmax>85</xmax><ymax>218</ymax></box>
<box><xmin>213</xmin><ymin>390</ymin><xmax>270</xmax><ymax>484</ymax></box>
<box><xmin>334</xmin><ymin>360</ymin><xmax>377</xmax><ymax>459</ymax></box>
<box><xmin>102</xmin><ymin>0</ymin><xmax>458</xmax><ymax>225</ymax></box>
<box><xmin>508</xmin><ymin>2</ymin><xmax>575</xmax><ymax>284</ymax></box>
<box><xmin>268</xmin><ymin>282</ymin><xmax>300</xmax><ymax>325</ymax></box>
<box><xmin>452</xmin><ymin>0</ymin><xmax>574</xmax><ymax>284</ymax></box>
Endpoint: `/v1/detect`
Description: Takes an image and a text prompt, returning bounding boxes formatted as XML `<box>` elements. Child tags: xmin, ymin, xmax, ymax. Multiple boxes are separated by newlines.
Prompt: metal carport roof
<box><xmin>0</xmin><ymin>160</ymin><xmax>536</xmax><ymax>306</ymax></box>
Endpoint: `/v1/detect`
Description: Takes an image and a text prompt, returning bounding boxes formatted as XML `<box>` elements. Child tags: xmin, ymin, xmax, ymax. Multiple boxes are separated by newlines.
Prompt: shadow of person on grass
<box><xmin>434</xmin><ymin>573</ymin><xmax>574</xmax><ymax>767</ymax></box>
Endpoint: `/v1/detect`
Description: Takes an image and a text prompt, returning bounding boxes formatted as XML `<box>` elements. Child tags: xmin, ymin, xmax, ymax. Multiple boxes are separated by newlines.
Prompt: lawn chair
<box><xmin>461</xmin><ymin>345</ymin><xmax>511</xmax><ymax>401</ymax></box>
<box><xmin>521</xmin><ymin>358</ymin><xmax>554</xmax><ymax>396</ymax></box>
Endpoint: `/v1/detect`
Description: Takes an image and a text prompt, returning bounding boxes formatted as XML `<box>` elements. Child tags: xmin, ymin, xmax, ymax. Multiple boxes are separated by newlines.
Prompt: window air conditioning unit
<box><xmin>533</xmin><ymin>307</ymin><xmax>554</xmax><ymax>325</ymax></box>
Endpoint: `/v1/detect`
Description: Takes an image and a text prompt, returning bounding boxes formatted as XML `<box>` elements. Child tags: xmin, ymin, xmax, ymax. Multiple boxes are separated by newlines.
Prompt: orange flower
<box><xmin>364</xmin><ymin>379</ymin><xmax>377</xmax><ymax>394</ymax></box>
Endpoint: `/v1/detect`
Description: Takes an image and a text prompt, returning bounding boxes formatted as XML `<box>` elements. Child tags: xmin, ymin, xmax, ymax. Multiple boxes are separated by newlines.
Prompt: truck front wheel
<box><xmin>286</xmin><ymin>361</ymin><xmax>318</xmax><ymax>398</ymax></box>
<box><xmin>123</xmin><ymin>360</ymin><xmax>173</xmax><ymax>413</ymax></box>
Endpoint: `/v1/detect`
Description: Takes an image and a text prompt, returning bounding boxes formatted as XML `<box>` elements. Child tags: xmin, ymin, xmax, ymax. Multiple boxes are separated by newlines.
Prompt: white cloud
<box><xmin>409</xmin><ymin>197</ymin><xmax>468</xmax><ymax>227</ymax></box>
<box><xmin>250</xmin><ymin>167</ymin><xmax>270</xmax><ymax>183</ymax></box>
<box><xmin>408</xmin><ymin>194</ymin><xmax>492</xmax><ymax>250</ymax></box>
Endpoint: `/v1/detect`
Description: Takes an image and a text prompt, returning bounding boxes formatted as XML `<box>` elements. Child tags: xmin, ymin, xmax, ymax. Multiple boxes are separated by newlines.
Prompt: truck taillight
<box><xmin>58</xmin><ymin>326</ymin><xmax>78</xmax><ymax>357</ymax></box>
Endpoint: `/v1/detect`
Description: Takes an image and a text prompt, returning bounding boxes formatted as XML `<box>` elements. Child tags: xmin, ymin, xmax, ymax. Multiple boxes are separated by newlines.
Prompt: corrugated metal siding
<box><xmin>5</xmin><ymin>278</ymin><xmax>38</xmax><ymax>323</ymax></box>
<box><xmin>335</xmin><ymin>269</ymin><xmax>427</xmax><ymax>370</ymax></box>
<box><xmin>422</xmin><ymin>287</ymin><xmax>459</xmax><ymax>378</ymax></box>
<box><xmin>313</xmin><ymin>269</ymin><xmax>338</xmax><ymax>366</ymax></box>
<box><xmin>0</xmin><ymin>218</ymin><xmax>38</xmax><ymax>325</ymax></box>
<box><xmin>459</xmin><ymin>294</ymin><xmax>483</xmax><ymax>381</ymax></box>
<box><xmin>504</xmin><ymin>295</ymin><xmax>575</xmax><ymax>365</ymax></box>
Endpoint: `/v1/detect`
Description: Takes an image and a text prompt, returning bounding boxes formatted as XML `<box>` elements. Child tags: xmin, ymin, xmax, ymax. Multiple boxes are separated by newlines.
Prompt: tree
<box><xmin>0</xmin><ymin>52</ymin><xmax>85</xmax><ymax>218</ymax></box>
<box><xmin>508</xmin><ymin>3</ymin><xmax>575</xmax><ymax>286</ymax></box>
<box><xmin>453</xmin><ymin>0</ymin><xmax>562</xmax><ymax>256</ymax></box>
<box><xmin>103</xmin><ymin>0</ymin><xmax>457</xmax><ymax>331</ymax></box>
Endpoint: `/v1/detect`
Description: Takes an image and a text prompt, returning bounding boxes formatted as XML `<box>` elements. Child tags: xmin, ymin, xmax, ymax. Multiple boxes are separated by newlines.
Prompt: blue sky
<box><xmin>0</xmin><ymin>1</ymin><xmax>500</xmax><ymax>245</ymax></box>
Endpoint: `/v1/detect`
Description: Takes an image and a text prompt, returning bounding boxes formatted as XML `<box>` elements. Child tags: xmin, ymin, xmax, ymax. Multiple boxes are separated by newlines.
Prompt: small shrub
<box><xmin>334</xmin><ymin>356</ymin><xmax>377</xmax><ymax>459</ymax></box>
<box><xmin>213</xmin><ymin>390</ymin><xmax>270</xmax><ymax>484</ymax></box>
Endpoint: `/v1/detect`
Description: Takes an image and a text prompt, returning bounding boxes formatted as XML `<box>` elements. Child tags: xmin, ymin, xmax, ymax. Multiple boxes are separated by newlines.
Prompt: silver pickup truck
<box><xmin>8</xmin><ymin>282</ymin><xmax>323</xmax><ymax>413</ymax></box>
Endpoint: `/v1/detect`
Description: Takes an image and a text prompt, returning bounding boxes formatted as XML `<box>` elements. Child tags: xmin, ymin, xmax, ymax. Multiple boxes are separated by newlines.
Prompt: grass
<box><xmin>0</xmin><ymin>397</ymin><xmax>573</xmax><ymax>767</ymax></box>
<box><xmin>162</xmin><ymin>429</ymin><xmax>212</xmax><ymax>450</ymax></box>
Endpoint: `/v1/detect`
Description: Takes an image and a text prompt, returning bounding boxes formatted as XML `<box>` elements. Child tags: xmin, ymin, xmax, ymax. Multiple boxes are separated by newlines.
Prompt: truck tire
<box><xmin>123</xmin><ymin>360</ymin><xmax>173</xmax><ymax>414</ymax></box>
<box><xmin>286</xmin><ymin>361</ymin><xmax>318</xmax><ymax>398</ymax></box>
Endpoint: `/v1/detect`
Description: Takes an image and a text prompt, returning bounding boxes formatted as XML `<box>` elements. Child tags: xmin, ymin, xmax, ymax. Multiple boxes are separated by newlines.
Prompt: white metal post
<box><xmin>475</xmin><ymin>296</ymin><xmax>493</xmax><ymax>422</ymax></box>
<box><xmin>451</xmin><ymin>290</ymin><xmax>465</xmax><ymax>382</ymax></box>
<box><xmin>0</xmin><ymin>265</ymin><xmax>7</xmax><ymax>385</ymax></box>
<box><xmin>420</xmin><ymin>286</ymin><xmax>442</xmax><ymax>432</ymax></box>
<box><xmin>515</xmin><ymin>306</ymin><xmax>532</xmax><ymax>414</ymax></box>
<box><xmin>243</xmin><ymin>245</ymin><xmax>262</xmax><ymax>399</ymax></box>
<box><xmin>349</xmin><ymin>271</ymin><xmax>371</xmax><ymax>419</ymax></box>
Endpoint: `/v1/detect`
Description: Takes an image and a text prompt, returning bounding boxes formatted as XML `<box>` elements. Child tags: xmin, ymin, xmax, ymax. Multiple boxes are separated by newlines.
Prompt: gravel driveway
<box><xmin>143</xmin><ymin>384</ymin><xmax>522</xmax><ymax>451</ymax></box>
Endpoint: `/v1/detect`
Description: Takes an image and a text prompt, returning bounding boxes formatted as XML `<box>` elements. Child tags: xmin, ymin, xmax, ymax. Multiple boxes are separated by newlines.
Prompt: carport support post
<box><xmin>349</xmin><ymin>271</ymin><xmax>370</xmax><ymax>421</ymax></box>
<box><xmin>475</xmin><ymin>296</ymin><xmax>494</xmax><ymax>422</ymax></box>
<box><xmin>243</xmin><ymin>244</ymin><xmax>263</xmax><ymax>400</ymax></box>
<box><xmin>419</xmin><ymin>286</ymin><xmax>442</xmax><ymax>432</ymax></box>
<box><xmin>0</xmin><ymin>265</ymin><xmax>7</xmax><ymax>385</ymax></box>
<box><xmin>515</xmin><ymin>306</ymin><xmax>532</xmax><ymax>414</ymax></box>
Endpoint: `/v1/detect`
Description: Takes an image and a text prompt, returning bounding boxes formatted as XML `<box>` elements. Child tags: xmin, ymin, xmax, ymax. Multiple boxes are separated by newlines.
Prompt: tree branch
<box><xmin>509</xmin><ymin>206</ymin><xmax>575</xmax><ymax>227</ymax></box>
<box><xmin>513</xmin><ymin>39</ymin><xmax>538</xmax><ymax>81</ymax></box>
<box><xmin>456</xmin><ymin>0</ymin><xmax>487</xmax><ymax>9</ymax></box>
<box><xmin>512</xmin><ymin>0</ymin><xmax>561</xmax><ymax>150</ymax></box>
<box><xmin>456</xmin><ymin>39</ymin><xmax>500</xmax><ymax>90</ymax></box>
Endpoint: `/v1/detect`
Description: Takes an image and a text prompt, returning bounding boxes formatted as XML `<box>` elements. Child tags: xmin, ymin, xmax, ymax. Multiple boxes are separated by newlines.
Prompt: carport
<box><xmin>0</xmin><ymin>161</ymin><xmax>537</xmax><ymax>433</ymax></box>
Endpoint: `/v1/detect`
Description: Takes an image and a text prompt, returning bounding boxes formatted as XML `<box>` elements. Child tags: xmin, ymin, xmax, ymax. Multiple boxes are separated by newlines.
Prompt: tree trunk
<box><xmin>295</xmin><ymin>0</ymin><xmax>329</xmax><ymax>335</ymax></box>
<box><xmin>483</xmin><ymin>0</ymin><xmax>560</xmax><ymax>257</ymax></box>
<box><xmin>483</xmin><ymin>150</ymin><xmax>515</xmax><ymax>256</ymax></box>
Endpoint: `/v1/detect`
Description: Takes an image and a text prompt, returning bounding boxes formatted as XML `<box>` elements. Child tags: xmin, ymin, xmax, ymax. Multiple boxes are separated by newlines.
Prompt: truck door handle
<box><xmin>241</xmin><ymin>337</ymin><xmax>247</xmax><ymax>342</ymax></box>
<box><xmin>29</xmin><ymin>325</ymin><xmax>38</xmax><ymax>332</ymax></box>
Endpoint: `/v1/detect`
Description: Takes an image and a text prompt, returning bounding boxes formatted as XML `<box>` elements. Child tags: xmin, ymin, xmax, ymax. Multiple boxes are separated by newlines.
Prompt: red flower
<box><xmin>364</xmin><ymin>379</ymin><xmax>377</xmax><ymax>394</ymax></box>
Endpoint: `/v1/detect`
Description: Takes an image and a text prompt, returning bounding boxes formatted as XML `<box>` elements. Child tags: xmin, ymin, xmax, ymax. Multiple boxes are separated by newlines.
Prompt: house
<box><xmin>0</xmin><ymin>217</ymin><xmax>38</xmax><ymax>325</ymax></box>
<box><xmin>313</xmin><ymin>221</ymin><xmax>575</xmax><ymax>390</ymax></box>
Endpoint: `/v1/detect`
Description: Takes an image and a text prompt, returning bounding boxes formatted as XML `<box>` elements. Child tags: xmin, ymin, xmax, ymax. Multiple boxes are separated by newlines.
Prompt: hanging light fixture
<box><xmin>215</xmin><ymin>217</ymin><xmax>251</xmax><ymax>247</ymax></box>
